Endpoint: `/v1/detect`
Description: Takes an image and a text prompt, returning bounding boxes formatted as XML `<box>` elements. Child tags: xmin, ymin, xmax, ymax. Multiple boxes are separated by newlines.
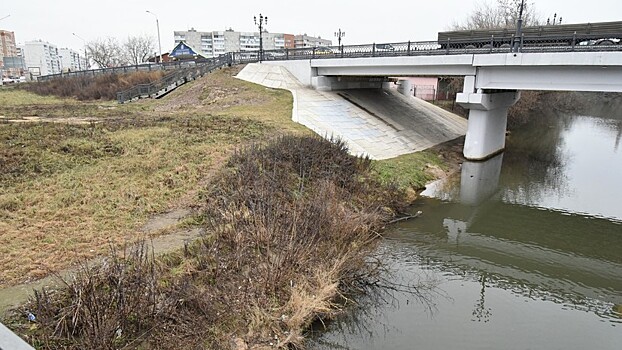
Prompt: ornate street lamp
<box><xmin>254</xmin><ymin>13</ymin><xmax>267</xmax><ymax>62</ymax></box>
<box><xmin>513</xmin><ymin>0</ymin><xmax>525</xmax><ymax>52</ymax></box>
<box><xmin>335</xmin><ymin>28</ymin><xmax>345</xmax><ymax>47</ymax></box>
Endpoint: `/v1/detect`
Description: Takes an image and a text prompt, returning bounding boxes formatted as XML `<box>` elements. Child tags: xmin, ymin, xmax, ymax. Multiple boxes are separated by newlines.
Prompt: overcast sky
<box><xmin>1</xmin><ymin>0</ymin><xmax>620</xmax><ymax>53</ymax></box>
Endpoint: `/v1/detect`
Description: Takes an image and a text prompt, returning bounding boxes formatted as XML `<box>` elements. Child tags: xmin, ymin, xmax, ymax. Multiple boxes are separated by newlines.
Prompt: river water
<box><xmin>313</xmin><ymin>95</ymin><xmax>622</xmax><ymax>349</ymax></box>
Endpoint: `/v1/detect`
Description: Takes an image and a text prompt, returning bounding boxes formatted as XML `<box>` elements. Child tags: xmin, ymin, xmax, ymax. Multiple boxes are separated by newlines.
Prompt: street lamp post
<box><xmin>334</xmin><ymin>28</ymin><xmax>345</xmax><ymax>47</ymax></box>
<box><xmin>513</xmin><ymin>0</ymin><xmax>525</xmax><ymax>52</ymax></box>
<box><xmin>146</xmin><ymin>10</ymin><xmax>162</xmax><ymax>64</ymax></box>
<box><xmin>72</xmin><ymin>32</ymin><xmax>88</xmax><ymax>71</ymax></box>
<box><xmin>254</xmin><ymin>13</ymin><xmax>267</xmax><ymax>63</ymax></box>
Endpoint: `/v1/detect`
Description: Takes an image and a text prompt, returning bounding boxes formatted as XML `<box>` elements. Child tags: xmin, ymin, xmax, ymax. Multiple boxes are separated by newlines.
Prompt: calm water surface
<box><xmin>313</xmin><ymin>98</ymin><xmax>622</xmax><ymax>349</ymax></box>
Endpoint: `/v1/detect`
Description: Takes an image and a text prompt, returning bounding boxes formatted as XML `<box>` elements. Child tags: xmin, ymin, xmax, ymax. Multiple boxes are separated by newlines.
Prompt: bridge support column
<box><xmin>457</xmin><ymin>90</ymin><xmax>520</xmax><ymax>160</ymax></box>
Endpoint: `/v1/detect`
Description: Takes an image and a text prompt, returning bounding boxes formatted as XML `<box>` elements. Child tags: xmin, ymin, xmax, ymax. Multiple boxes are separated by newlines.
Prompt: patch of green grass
<box><xmin>373</xmin><ymin>151</ymin><xmax>446</xmax><ymax>190</ymax></box>
<box><xmin>0</xmin><ymin>88</ymin><xmax>68</xmax><ymax>106</ymax></box>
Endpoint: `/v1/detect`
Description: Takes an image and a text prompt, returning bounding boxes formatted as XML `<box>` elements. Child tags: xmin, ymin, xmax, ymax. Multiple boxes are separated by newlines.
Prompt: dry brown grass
<box><xmin>0</xmin><ymin>67</ymin><xmax>290</xmax><ymax>288</ymax></box>
<box><xmin>8</xmin><ymin>135</ymin><xmax>408</xmax><ymax>349</ymax></box>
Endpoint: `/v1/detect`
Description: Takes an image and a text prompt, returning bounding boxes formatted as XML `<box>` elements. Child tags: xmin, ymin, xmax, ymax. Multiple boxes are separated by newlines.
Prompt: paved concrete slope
<box><xmin>236</xmin><ymin>63</ymin><xmax>467</xmax><ymax>159</ymax></box>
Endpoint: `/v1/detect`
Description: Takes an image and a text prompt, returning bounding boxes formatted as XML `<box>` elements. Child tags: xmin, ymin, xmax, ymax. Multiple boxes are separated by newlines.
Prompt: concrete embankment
<box><xmin>236</xmin><ymin>63</ymin><xmax>467</xmax><ymax>159</ymax></box>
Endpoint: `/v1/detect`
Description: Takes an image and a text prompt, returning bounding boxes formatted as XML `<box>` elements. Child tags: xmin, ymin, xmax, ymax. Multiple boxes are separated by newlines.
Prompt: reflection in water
<box><xmin>313</xmin><ymin>102</ymin><xmax>622</xmax><ymax>349</ymax></box>
<box><xmin>459</xmin><ymin>154</ymin><xmax>503</xmax><ymax>206</ymax></box>
<box><xmin>472</xmin><ymin>274</ymin><xmax>492</xmax><ymax>323</ymax></box>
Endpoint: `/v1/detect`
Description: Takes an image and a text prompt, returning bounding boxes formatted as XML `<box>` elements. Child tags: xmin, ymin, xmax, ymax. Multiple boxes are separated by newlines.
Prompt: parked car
<box><xmin>314</xmin><ymin>46</ymin><xmax>334</xmax><ymax>55</ymax></box>
<box><xmin>374</xmin><ymin>43</ymin><xmax>395</xmax><ymax>51</ymax></box>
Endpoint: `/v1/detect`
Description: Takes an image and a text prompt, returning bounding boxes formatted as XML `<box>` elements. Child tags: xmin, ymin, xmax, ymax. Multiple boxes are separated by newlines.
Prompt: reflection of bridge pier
<box><xmin>460</xmin><ymin>152</ymin><xmax>504</xmax><ymax>206</ymax></box>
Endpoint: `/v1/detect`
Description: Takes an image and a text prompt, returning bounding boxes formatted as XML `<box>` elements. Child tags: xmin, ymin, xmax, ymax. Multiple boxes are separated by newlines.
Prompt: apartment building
<box><xmin>173</xmin><ymin>28</ymin><xmax>331</xmax><ymax>58</ymax></box>
<box><xmin>294</xmin><ymin>34</ymin><xmax>332</xmax><ymax>48</ymax></box>
<box><xmin>24</xmin><ymin>40</ymin><xmax>61</xmax><ymax>76</ymax></box>
<box><xmin>58</xmin><ymin>48</ymin><xmax>86</xmax><ymax>72</ymax></box>
<box><xmin>0</xmin><ymin>29</ymin><xmax>21</xmax><ymax>78</ymax></box>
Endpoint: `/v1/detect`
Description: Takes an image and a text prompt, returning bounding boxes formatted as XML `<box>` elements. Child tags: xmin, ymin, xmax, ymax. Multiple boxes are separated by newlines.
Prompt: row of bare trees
<box><xmin>451</xmin><ymin>0</ymin><xmax>542</xmax><ymax>30</ymax></box>
<box><xmin>86</xmin><ymin>35</ymin><xmax>155</xmax><ymax>68</ymax></box>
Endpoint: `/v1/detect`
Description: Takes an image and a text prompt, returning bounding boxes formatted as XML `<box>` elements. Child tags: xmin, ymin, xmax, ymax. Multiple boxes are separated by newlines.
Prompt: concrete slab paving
<box><xmin>236</xmin><ymin>63</ymin><xmax>467</xmax><ymax>160</ymax></box>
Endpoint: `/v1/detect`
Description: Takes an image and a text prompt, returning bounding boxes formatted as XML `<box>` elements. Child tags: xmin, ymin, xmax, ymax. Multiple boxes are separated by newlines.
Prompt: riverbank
<box><xmin>1</xmin><ymin>66</ymin><xmax>464</xmax><ymax>348</ymax></box>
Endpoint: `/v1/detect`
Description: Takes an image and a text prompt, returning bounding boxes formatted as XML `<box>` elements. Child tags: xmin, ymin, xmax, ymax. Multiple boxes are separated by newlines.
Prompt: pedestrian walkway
<box><xmin>236</xmin><ymin>63</ymin><xmax>467</xmax><ymax>159</ymax></box>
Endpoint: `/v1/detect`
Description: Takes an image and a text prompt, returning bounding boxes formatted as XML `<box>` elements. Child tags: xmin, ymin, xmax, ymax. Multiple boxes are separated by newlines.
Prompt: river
<box><xmin>312</xmin><ymin>94</ymin><xmax>622</xmax><ymax>349</ymax></box>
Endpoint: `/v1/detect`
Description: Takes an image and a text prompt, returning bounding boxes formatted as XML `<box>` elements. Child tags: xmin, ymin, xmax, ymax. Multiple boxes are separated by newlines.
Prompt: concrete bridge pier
<box><xmin>457</xmin><ymin>77</ymin><xmax>520</xmax><ymax>160</ymax></box>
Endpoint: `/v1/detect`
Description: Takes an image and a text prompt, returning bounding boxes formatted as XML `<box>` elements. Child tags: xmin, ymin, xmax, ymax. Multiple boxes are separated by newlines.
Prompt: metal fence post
<box><xmin>286</xmin><ymin>48</ymin><xmax>289</xmax><ymax>60</ymax></box>
<box><xmin>341</xmin><ymin>44</ymin><xmax>344</xmax><ymax>58</ymax></box>
<box><xmin>372</xmin><ymin>43</ymin><xmax>376</xmax><ymax>57</ymax></box>
<box><xmin>490</xmin><ymin>35</ymin><xmax>494</xmax><ymax>53</ymax></box>
<box><xmin>520</xmin><ymin>34</ymin><xmax>524</xmax><ymax>52</ymax></box>
<box><xmin>446</xmin><ymin>38</ymin><xmax>450</xmax><ymax>54</ymax></box>
<box><xmin>407</xmin><ymin>40</ymin><xmax>411</xmax><ymax>55</ymax></box>
<box><xmin>572</xmin><ymin>31</ymin><xmax>577</xmax><ymax>51</ymax></box>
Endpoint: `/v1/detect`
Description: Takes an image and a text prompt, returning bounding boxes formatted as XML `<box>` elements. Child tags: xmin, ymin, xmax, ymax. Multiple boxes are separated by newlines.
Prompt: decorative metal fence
<box><xmin>254</xmin><ymin>32</ymin><xmax>621</xmax><ymax>61</ymax></box>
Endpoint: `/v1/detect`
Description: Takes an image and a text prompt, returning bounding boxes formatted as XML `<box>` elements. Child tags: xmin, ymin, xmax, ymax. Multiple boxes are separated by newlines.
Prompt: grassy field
<box><xmin>1</xmin><ymin>66</ymin><xmax>453</xmax><ymax>347</ymax></box>
<box><xmin>0</xmin><ymin>66</ymin><xmax>314</xmax><ymax>287</ymax></box>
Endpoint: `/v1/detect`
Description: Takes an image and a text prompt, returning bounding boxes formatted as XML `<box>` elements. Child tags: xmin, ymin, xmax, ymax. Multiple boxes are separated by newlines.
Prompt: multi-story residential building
<box><xmin>173</xmin><ymin>28</ymin><xmax>330</xmax><ymax>58</ymax></box>
<box><xmin>283</xmin><ymin>34</ymin><xmax>295</xmax><ymax>49</ymax></box>
<box><xmin>294</xmin><ymin>34</ymin><xmax>332</xmax><ymax>48</ymax></box>
<box><xmin>24</xmin><ymin>40</ymin><xmax>61</xmax><ymax>76</ymax></box>
<box><xmin>1</xmin><ymin>29</ymin><xmax>21</xmax><ymax>78</ymax></box>
<box><xmin>58</xmin><ymin>48</ymin><xmax>85</xmax><ymax>72</ymax></box>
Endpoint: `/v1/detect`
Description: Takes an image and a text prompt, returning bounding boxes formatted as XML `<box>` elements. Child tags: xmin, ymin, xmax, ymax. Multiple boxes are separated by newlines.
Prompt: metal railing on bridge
<box><xmin>244</xmin><ymin>31</ymin><xmax>621</xmax><ymax>62</ymax></box>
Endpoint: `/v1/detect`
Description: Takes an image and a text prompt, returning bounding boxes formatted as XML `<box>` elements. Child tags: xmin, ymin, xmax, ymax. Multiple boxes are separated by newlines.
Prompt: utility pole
<box><xmin>72</xmin><ymin>32</ymin><xmax>89</xmax><ymax>70</ymax></box>
<box><xmin>254</xmin><ymin>13</ymin><xmax>267</xmax><ymax>63</ymax></box>
<box><xmin>146</xmin><ymin>10</ymin><xmax>162</xmax><ymax>63</ymax></box>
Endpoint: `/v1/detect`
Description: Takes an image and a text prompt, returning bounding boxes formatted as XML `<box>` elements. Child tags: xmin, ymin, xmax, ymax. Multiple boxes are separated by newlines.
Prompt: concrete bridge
<box><xmin>261</xmin><ymin>50</ymin><xmax>622</xmax><ymax>160</ymax></box>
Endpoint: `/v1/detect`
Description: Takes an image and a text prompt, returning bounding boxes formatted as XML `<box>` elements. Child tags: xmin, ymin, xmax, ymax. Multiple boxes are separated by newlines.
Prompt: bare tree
<box><xmin>452</xmin><ymin>0</ymin><xmax>542</xmax><ymax>30</ymax></box>
<box><xmin>86</xmin><ymin>37</ymin><xmax>127</xmax><ymax>68</ymax></box>
<box><xmin>123</xmin><ymin>35</ymin><xmax>155</xmax><ymax>66</ymax></box>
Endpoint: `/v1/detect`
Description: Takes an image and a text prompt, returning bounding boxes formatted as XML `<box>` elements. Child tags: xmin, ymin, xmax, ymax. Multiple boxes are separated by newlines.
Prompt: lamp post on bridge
<box><xmin>335</xmin><ymin>28</ymin><xmax>345</xmax><ymax>47</ymax></box>
<box><xmin>146</xmin><ymin>10</ymin><xmax>162</xmax><ymax>64</ymax></box>
<box><xmin>72</xmin><ymin>32</ymin><xmax>89</xmax><ymax>70</ymax></box>
<box><xmin>513</xmin><ymin>0</ymin><xmax>525</xmax><ymax>52</ymax></box>
<box><xmin>254</xmin><ymin>13</ymin><xmax>267</xmax><ymax>63</ymax></box>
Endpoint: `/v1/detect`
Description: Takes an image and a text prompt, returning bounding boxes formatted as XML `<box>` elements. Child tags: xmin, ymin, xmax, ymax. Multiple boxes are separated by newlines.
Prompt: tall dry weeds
<box><xmin>12</xmin><ymin>135</ymin><xmax>408</xmax><ymax>349</ymax></box>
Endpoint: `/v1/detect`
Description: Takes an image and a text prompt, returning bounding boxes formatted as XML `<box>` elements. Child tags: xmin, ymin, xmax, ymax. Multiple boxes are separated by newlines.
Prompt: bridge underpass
<box><xmin>236</xmin><ymin>63</ymin><xmax>467</xmax><ymax>159</ymax></box>
<box><xmin>262</xmin><ymin>51</ymin><xmax>622</xmax><ymax>160</ymax></box>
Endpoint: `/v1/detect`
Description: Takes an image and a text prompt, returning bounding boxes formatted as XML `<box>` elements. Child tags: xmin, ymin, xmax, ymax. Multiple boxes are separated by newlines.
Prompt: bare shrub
<box><xmin>21</xmin><ymin>71</ymin><xmax>165</xmax><ymax>101</ymax></box>
<box><xmin>23</xmin><ymin>242</ymin><xmax>175</xmax><ymax>349</ymax></box>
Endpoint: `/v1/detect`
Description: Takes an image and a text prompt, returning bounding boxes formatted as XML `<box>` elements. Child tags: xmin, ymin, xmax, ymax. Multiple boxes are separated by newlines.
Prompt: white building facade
<box><xmin>24</xmin><ymin>40</ymin><xmax>61</xmax><ymax>76</ymax></box>
<box><xmin>174</xmin><ymin>28</ymin><xmax>330</xmax><ymax>58</ymax></box>
<box><xmin>58</xmin><ymin>48</ymin><xmax>86</xmax><ymax>72</ymax></box>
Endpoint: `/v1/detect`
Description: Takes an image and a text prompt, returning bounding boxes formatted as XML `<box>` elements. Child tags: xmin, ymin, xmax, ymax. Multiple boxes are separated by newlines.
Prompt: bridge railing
<box><xmin>37</xmin><ymin>60</ymin><xmax>197</xmax><ymax>82</ymax></box>
<box><xmin>255</xmin><ymin>32</ymin><xmax>621</xmax><ymax>61</ymax></box>
<box><xmin>116</xmin><ymin>54</ymin><xmax>232</xmax><ymax>103</ymax></box>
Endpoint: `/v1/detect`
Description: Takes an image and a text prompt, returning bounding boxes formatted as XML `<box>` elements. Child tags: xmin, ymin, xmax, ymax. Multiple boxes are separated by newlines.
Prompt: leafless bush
<box><xmin>23</xmin><ymin>242</ymin><xmax>175</xmax><ymax>349</ymax></box>
<box><xmin>21</xmin><ymin>71</ymin><xmax>165</xmax><ymax>101</ymax></box>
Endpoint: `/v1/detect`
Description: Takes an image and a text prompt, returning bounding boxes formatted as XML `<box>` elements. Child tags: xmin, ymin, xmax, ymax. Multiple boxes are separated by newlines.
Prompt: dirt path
<box><xmin>0</xmin><ymin>209</ymin><xmax>203</xmax><ymax>316</ymax></box>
